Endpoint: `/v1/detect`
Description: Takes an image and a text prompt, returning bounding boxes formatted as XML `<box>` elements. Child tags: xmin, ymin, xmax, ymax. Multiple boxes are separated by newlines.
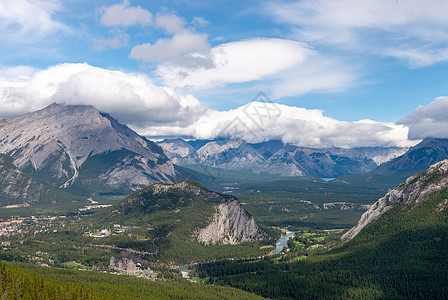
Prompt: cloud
<box><xmin>0</xmin><ymin>0</ymin><xmax>67</xmax><ymax>43</ymax></box>
<box><xmin>267</xmin><ymin>0</ymin><xmax>448</xmax><ymax>67</ymax></box>
<box><xmin>130</xmin><ymin>13</ymin><xmax>356</xmax><ymax>97</ymax></box>
<box><xmin>397</xmin><ymin>97</ymin><xmax>448</xmax><ymax>139</ymax></box>
<box><xmin>100</xmin><ymin>0</ymin><xmax>152</xmax><ymax>27</ymax></box>
<box><xmin>154</xmin><ymin>38</ymin><xmax>314</xmax><ymax>89</ymax></box>
<box><xmin>155</xmin><ymin>14</ymin><xmax>186</xmax><ymax>34</ymax></box>
<box><xmin>130</xmin><ymin>31</ymin><xmax>210</xmax><ymax>64</ymax></box>
<box><xmin>192</xmin><ymin>17</ymin><xmax>209</xmax><ymax>28</ymax></box>
<box><xmin>0</xmin><ymin>63</ymin><xmax>417</xmax><ymax>148</ymax></box>
<box><xmin>141</xmin><ymin>101</ymin><xmax>415</xmax><ymax>148</ymax></box>
<box><xmin>0</xmin><ymin>63</ymin><xmax>206</xmax><ymax>128</ymax></box>
<box><xmin>269</xmin><ymin>54</ymin><xmax>359</xmax><ymax>98</ymax></box>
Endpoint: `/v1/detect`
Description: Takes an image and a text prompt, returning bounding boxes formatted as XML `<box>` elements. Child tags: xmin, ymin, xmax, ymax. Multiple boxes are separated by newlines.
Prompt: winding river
<box><xmin>272</xmin><ymin>232</ymin><xmax>295</xmax><ymax>255</ymax></box>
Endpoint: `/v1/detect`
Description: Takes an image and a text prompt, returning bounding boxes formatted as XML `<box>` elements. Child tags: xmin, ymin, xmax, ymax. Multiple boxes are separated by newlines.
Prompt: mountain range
<box><xmin>158</xmin><ymin>138</ymin><xmax>407</xmax><ymax>178</ymax></box>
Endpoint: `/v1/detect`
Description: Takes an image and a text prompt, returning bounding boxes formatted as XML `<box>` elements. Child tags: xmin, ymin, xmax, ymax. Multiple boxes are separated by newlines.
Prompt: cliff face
<box><xmin>108</xmin><ymin>181</ymin><xmax>269</xmax><ymax>246</ymax></box>
<box><xmin>342</xmin><ymin>159</ymin><xmax>448</xmax><ymax>240</ymax></box>
<box><xmin>197</xmin><ymin>200</ymin><xmax>269</xmax><ymax>245</ymax></box>
<box><xmin>0</xmin><ymin>103</ymin><xmax>176</xmax><ymax>193</ymax></box>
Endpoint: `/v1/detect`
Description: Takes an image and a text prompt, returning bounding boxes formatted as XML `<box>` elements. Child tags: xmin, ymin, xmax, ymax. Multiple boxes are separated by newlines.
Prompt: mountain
<box><xmin>339</xmin><ymin>138</ymin><xmax>448</xmax><ymax>189</ymax></box>
<box><xmin>198</xmin><ymin>159</ymin><xmax>448</xmax><ymax>299</ymax></box>
<box><xmin>158</xmin><ymin>138</ymin><xmax>407</xmax><ymax>177</ymax></box>
<box><xmin>343</xmin><ymin>158</ymin><xmax>448</xmax><ymax>240</ymax></box>
<box><xmin>0</xmin><ymin>154</ymin><xmax>61</xmax><ymax>207</ymax></box>
<box><xmin>95</xmin><ymin>180</ymin><xmax>269</xmax><ymax>263</ymax></box>
<box><xmin>376</xmin><ymin>137</ymin><xmax>448</xmax><ymax>175</ymax></box>
<box><xmin>0</xmin><ymin>103</ymin><xmax>177</xmax><ymax>195</ymax></box>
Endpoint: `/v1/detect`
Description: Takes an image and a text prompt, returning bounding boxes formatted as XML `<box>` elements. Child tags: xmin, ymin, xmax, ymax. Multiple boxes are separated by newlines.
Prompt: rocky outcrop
<box><xmin>342</xmin><ymin>159</ymin><xmax>448</xmax><ymax>240</ymax></box>
<box><xmin>0</xmin><ymin>103</ymin><xmax>176</xmax><ymax>192</ymax></box>
<box><xmin>108</xmin><ymin>180</ymin><xmax>269</xmax><ymax>246</ymax></box>
<box><xmin>197</xmin><ymin>200</ymin><xmax>269</xmax><ymax>245</ymax></box>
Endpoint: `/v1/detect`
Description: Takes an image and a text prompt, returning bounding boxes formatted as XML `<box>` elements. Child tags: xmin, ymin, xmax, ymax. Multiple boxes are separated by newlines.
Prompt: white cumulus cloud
<box><xmin>142</xmin><ymin>101</ymin><xmax>415</xmax><ymax>148</ymax></box>
<box><xmin>397</xmin><ymin>97</ymin><xmax>448</xmax><ymax>139</ymax></box>
<box><xmin>100</xmin><ymin>0</ymin><xmax>152</xmax><ymax>27</ymax></box>
<box><xmin>0</xmin><ymin>63</ymin><xmax>206</xmax><ymax>128</ymax></box>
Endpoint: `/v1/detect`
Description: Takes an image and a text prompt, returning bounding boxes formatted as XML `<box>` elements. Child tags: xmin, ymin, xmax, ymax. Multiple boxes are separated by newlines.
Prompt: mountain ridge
<box><xmin>343</xmin><ymin>158</ymin><xmax>448</xmax><ymax>240</ymax></box>
<box><xmin>158</xmin><ymin>138</ymin><xmax>407</xmax><ymax>178</ymax></box>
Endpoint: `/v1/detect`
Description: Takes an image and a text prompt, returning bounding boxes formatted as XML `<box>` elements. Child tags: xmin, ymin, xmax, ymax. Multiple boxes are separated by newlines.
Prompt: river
<box><xmin>272</xmin><ymin>232</ymin><xmax>295</xmax><ymax>255</ymax></box>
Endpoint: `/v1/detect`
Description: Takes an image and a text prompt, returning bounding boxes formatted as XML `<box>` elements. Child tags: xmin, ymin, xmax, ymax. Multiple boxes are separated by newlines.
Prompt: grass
<box><xmin>61</xmin><ymin>261</ymin><xmax>85</xmax><ymax>269</ymax></box>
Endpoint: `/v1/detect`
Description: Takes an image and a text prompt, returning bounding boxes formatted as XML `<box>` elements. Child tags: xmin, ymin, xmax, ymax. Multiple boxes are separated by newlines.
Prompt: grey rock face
<box><xmin>342</xmin><ymin>159</ymin><xmax>448</xmax><ymax>240</ymax></box>
<box><xmin>377</xmin><ymin>138</ymin><xmax>448</xmax><ymax>175</ymax></box>
<box><xmin>0</xmin><ymin>154</ymin><xmax>59</xmax><ymax>207</ymax></box>
<box><xmin>158</xmin><ymin>138</ymin><xmax>407</xmax><ymax>177</ymax></box>
<box><xmin>197</xmin><ymin>199</ymin><xmax>269</xmax><ymax>245</ymax></box>
<box><xmin>117</xmin><ymin>180</ymin><xmax>269</xmax><ymax>245</ymax></box>
<box><xmin>0</xmin><ymin>103</ymin><xmax>176</xmax><ymax>192</ymax></box>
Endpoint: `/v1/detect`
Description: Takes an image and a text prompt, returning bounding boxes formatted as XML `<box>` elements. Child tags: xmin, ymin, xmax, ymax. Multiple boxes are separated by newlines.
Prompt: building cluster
<box><xmin>0</xmin><ymin>216</ymin><xmax>65</xmax><ymax>237</ymax></box>
<box><xmin>109</xmin><ymin>256</ymin><xmax>157</xmax><ymax>279</ymax></box>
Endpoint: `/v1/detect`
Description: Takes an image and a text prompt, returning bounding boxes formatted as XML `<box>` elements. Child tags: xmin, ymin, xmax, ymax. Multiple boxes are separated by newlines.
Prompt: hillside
<box><xmin>193</xmin><ymin>160</ymin><xmax>448</xmax><ymax>299</ymax></box>
<box><xmin>343</xmin><ymin>158</ymin><xmax>448</xmax><ymax>239</ymax></box>
<box><xmin>0</xmin><ymin>154</ymin><xmax>63</xmax><ymax>207</ymax></box>
<box><xmin>93</xmin><ymin>181</ymin><xmax>270</xmax><ymax>264</ymax></box>
<box><xmin>0</xmin><ymin>261</ymin><xmax>264</xmax><ymax>299</ymax></box>
<box><xmin>0</xmin><ymin>103</ymin><xmax>177</xmax><ymax>195</ymax></box>
<box><xmin>376</xmin><ymin>137</ymin><xmax>448</xmax><ymax>175</ymax></box>
<box><xmin>340</xmin><ymin>138</ymin><xmax>448</xmax><ymax>188</ymax></box>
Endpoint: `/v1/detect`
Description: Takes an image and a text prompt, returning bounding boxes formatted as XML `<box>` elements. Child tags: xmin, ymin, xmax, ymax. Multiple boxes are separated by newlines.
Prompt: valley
<box><xmin>1</xmin><ymin>104</ymin><xmax>448</xmax><ymax>299</ymax></box>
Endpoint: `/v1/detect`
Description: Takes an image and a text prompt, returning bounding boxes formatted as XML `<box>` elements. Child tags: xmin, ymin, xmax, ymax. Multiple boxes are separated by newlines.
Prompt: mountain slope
<box><xmin>94</xmin><ymin>181</ymin><xmax>270</xmax><ymax>263</ymax></box>
<box><xmin>339</xmin><ymin>138</ymin><xmax>448</xmax><ymax>189</ymax></box>
<box><xmin>0</xmin><ymin>154</ymin><xmax>61</xmax><ymax>207</ymax></box>
<box><xmin>0</xmin><ymin>103</ymin><xmax>176</xmax><ymax>194</ymax></box>
<box><xmin>343</xmin><ymin>158</ymin><xmax>448</xmax><ymax>240</ymax></box>
<box><xmin>376</xmin><ymin>138</ymin><xmax>448</xmax><ymax>175</ymax></box>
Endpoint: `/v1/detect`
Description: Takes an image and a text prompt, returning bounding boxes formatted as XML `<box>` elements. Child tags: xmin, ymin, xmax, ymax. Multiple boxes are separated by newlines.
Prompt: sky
<box><xmin>1</xmin><ymin>0</ymin><xmax>448</xmax><ymax>148</ymax></box>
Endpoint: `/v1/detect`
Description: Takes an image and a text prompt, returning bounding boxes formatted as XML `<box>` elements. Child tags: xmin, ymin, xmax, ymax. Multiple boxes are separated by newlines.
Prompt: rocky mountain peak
<box><xmin>0</xmin><ymin>103</ymin><xmax>176</xmax><ymax>192</ymax></box>
<box><xmin>342</xmin><ymin>159</ymin><xmax>448</xmax><ymax>240</ymax></box>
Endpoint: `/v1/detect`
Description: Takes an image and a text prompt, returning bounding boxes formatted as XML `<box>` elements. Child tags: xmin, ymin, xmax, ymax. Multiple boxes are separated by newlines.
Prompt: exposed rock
<box><xmin>106</xmin><ymin>180</ymin><xmax>269</xmax><ymax>247</ymax></box>
<box><xmin>0</xmin><ymin>154</ymin><xmax>60</xmax><ymax>207</ymax></box>
<box><xmin>342</xmin><ymin>159</ymin><xmax>448</xmax><ymax>240</ymax></box>
<box><xmin>198</xmin><ymin>200</ymin><xmax>269</xmax><ymax>245</ymax></box>
<box><xmin>158</xmin><ymin>138</ymin><xmax>407</xmax><ymax>177</ymax></box>
<box><xmin>0</xmin><ymin>103</ymin><xmax>176</xmax><ymax>192</ymax></box>
<box><xmin>376</xmin><ymin>138</ymin><xmax>448</xmax><ymax>175</ymax></box>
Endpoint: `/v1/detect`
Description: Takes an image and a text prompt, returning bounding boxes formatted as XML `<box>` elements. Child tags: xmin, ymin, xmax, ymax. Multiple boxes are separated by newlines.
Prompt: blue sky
<box><xmin>1</xmin><ymin>0</ymin><xmax>448</xmax><ymax>147</ymax></box>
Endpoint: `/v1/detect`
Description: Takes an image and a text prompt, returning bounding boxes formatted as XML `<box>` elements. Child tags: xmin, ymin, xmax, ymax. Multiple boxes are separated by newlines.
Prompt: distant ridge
<box><xmin>158</xmin><ymin>138</ymin><xmax>407</xmax><ymax>178</ymax></box>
